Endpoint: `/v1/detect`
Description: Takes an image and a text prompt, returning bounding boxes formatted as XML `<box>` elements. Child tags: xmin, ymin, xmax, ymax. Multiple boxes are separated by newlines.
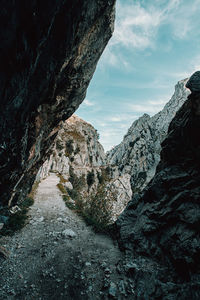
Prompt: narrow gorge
<box><xmin>0</xmin><ymin>1</ymin><xmax>200</xmax><ymax>299</ymax></box>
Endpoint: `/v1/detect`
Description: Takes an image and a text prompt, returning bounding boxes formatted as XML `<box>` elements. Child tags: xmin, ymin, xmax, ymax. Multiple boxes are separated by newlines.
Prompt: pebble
<box><xmin>37</xmin><ymin>216</ymin><xmax>44</xmax><ymax>223</ymax></box>
<box><xmin>62</xmin><ymin>229</ymin><xmax>76</xmax><ymax>238</ymax></box>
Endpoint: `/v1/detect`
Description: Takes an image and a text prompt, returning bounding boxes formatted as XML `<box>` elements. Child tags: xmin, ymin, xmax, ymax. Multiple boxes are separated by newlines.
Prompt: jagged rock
<box><xmin>10</xmin><ymin>205</ymin><xmax>21</xmax><ymax>214</ymax></box>
<box><xmin>0</xmin><ymin>215</ymin><xmax>9</xmax><ymax>225</ymax></box>
<box><xmin>186</xmin><ymin>71</ymin><xmax>200</xmax><ymax>92</ymax></box>
<box><xmin>0</xmin><ymin>0</ymin><xmax>116</xmax><ymax>207</ymax></box>
<box><xmin>107</xmin><ymin>79</ymin><xmax>190</xmax><ymax>193</ymax></box>
<box><xmin>64</xmin><ymin>181</ymin><xmax>73</xmax><ymax>190</ymax></box>
<box><xmin>116</xmin><ymin>72</ymin><xmax>200</xmax><ymax>298</ymax></box>
<box><xmin>108</xmin><ymin>282</ymin><xmax>117</xmax><ymax>298</ymax></box>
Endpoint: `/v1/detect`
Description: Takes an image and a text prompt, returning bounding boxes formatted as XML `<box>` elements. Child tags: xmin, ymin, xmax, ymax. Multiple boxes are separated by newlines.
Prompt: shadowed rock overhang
<box><xmin>0</xmin><ymin>0</ymin><xmax>116</xmax><ymax>206</ymax></box>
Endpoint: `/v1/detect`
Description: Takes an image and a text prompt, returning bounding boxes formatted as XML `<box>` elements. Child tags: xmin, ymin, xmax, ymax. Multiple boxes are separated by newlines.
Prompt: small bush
<box><xmin>63</xmin><ymin>195</ymin><xmax>76</xmax><ymax>210</ymax></box>
<box><xmin>66</xmin><ymin>188</ymin><xmax>79</xmax><ymax>200</ymax></box>
<box><xmin>57</xmin><ymin>183</ymin><xmax>67</xmax><ymax>194</ymax></box>
<box><xmin>97</xmin><ymin>171</ymin><xmax>103</xmax><ymax>184</ymax></box>
<box><xmin>1</xmin><ymin>197</ymin><xmax>34</xmax><ymax>236</ymax></box>
<box><xmin>69</xmin><ymin>167</ymin><xmax>86</xmax><ymax>190</ymax></box>
<box><xmin>87</xmin><ymin>170</ymin><xmax>95</xmax><ymax>187</ymax></box>
<box><xmin>56</xmin><ymin>140</ymin><xmax>64</xmax><ymax>151</ymax></box>
<box><xmin>57</xmin><ymin>174</ymin><xmax>67</xmax><ymax>184</ymax></box>
<box><xmin>65</xmin><ymin>139</ymin><xmax>74</xmax><ymax>156</ymax></box>
<box><xmin>105</xmin><ymin>166</ymin><xmax>111</xmax><ymax>175</ymax></box>
<box><xmin>89</xmin><ymin>155</ymin><xmax>93</xmax><ymax>164</ymax></box>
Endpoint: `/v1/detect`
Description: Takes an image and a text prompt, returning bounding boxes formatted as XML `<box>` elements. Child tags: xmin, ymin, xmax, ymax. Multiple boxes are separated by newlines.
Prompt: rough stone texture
<box><xmin>116</xmin><ymin>73</ymin><xmax>200</xmax><ymax>298</ymax></box>
<box><xmin>186</xmin><ymin>71</ymin><xmax>200</xmax><ymax>92</ymax></box>
<box><xmin>36</xmin><ymin>114</ymin><xmax>106</xmax><ymax>181</ymax></box>
<box><xmin>0</xmin><ymin>0</ymin><xmax>116</xmax><ymax>207</ymax></box>
<box><xmin>37</xmin><ymin>115</ymin><xmax>132</xmax><ymax>223</ymax></box>
<box><xmin>107</xmin><ymin>79</ymin><xmax>190</xmax><ymax>193</ymax></box>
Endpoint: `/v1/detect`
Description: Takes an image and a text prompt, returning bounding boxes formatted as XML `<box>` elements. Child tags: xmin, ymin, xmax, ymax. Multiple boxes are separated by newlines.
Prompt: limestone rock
<box><xmin>116</xmin><ymin>72</ymin><xmax>200</xmax><ymax>298</ymax></box>
<box><xmin>107</xmin><ymin>79</ymin><xmax>190</xmax><ymax>193</ymax></box>
<box><xmin>62</xmin><ymin>229</ymin><xmax>76</xmax><ymax>238</ymax></box>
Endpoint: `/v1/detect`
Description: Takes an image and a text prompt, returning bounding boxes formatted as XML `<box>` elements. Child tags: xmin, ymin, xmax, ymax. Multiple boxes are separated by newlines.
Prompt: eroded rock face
<box><xmin>116</xmin><ymin>73</ymin><xmax>200</xmax><ymax>298</ymax></box>
<box><xmin>0</xmin><ymin>0</ymin><xmax>116</xmax><ymax>206</ymax></box>
<box><xmin>107</xmin><ymin>79</ymin><xmax>190</xmax><ymax>193</ymax></box>
<box><xmin>37</xmin><ymin>115</ymin><xmax>132</xmax><ymax>224</ymax></box>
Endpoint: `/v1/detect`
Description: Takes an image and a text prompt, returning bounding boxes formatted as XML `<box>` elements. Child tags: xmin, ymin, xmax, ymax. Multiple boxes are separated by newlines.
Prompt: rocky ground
<box><xmin>0</xmin><ymin>173</ymin><xmax>136</xmax><ymax>300</ymax></box>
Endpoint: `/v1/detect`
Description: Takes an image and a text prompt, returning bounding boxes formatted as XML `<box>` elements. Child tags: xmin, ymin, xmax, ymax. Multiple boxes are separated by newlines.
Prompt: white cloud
<box><xmin>128</xmin><ymin>97</ymin><xmax>170</xmax><ymax>115</ymax></box>
<box><xmin>109</xmin><ymin>114</ymin><xmax>138</xmax><ymax>123</ymax></box>
<box><xmin>111</xmin><ymin>1</ymin><xmax>162</xmax><ymax>50</ymax></box>
<box><xmin>108</xmin><ymin>0</ymin><xmax>200</xmax><ymax>53</ymax></box>
<box><xmin>165</xmin><ymin>0</ymin><xmax>200</xmax><ymax>40</ymax></box>
<box><xmin>83</xmin><ymin>99</ymin><xmax>95</xmax><ymax>106</ymax></box>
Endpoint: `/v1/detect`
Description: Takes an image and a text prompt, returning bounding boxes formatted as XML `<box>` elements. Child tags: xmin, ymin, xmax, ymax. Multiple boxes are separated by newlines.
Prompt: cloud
<box><xmin>99</xmin><ymin>127</ymin><xmax>128</xmax><ymax>152</ymax></box>
<box><xmin>108</xmin><ymin>0</ymin><xmax>200</xmax><ymax>52</ymax></box>
<box><xmin>109</xmin><ymin>114</ymin><xmax>138</xmax><ymax>123</ymax></box>
<box><xmin>111</xmin><ymin>1</ymin><xmax>162</xmax><ymax>50</ymax></box>
<box><xmin>83</xmin><ymin>99</ymin><xmax>95</xmax><ymax>106</ymax></box>
<box><xmin>164</xmin><ymin>0</ymin><xmax>200</xmax><ymax>40</ymax></box>
<box><xmin>128</xmin><ymin>98</ymin><xmax>170</xmax><ymax>115</ymax></box>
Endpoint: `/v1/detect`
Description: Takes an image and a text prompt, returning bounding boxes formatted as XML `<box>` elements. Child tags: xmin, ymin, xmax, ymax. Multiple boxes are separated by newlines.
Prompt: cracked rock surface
<box><xmin>0</xmin><ymin>0</ymin><xmax>115</xmax><ymax>207</ymax></box>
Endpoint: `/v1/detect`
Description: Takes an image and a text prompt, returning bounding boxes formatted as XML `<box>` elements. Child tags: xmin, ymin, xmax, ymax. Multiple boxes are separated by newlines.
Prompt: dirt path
<box><xmin>0</xmin><ymin>173</ymin><xmax>133</xmax><ymax>300</ymax></box>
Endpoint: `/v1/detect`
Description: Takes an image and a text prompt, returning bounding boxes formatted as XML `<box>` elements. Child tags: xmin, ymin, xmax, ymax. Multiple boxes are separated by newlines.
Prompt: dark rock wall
<box><xmin>116</xmin><ymin>73</ymin><xmax>200</xmax><ymax>299</ymax></box>
<box><xmin>0</xmin><ymin>0</ymin><xmax>115</xmax><ymax>206</ymax></box>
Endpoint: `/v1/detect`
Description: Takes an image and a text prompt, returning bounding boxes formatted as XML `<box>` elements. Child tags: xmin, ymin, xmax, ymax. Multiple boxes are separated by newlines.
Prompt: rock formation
<box><xmin>116</xmin><ymin>72</ymin><xmax>200</xmax><ymax>298</ymax></box>
<box><xmin>107</xmin><ymin>78</ymin><xmax>190</xmax><ymax>193</ymax></box>
<box><xmin>37</xmin><ymin>115</ymin><xmax>132</xmax><ymax>224</ymax></box>
<box><xmin>0</xmin><ymin>0</ymin><xmax>116</xmax><ymax>207</ymax></box>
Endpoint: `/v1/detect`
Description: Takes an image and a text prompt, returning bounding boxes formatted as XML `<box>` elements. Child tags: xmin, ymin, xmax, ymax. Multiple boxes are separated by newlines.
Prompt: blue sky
<box><xmin>76</xmin><ymin>0</ymin><xmax>200</xmax><ymax>151</ymax></box>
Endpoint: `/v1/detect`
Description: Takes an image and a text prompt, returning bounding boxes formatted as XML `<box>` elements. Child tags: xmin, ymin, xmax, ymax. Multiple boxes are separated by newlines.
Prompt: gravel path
<box><xmin>0</xmin><ymin>173</ymin><xmax>130</xmax><ymax>300</ymax></box>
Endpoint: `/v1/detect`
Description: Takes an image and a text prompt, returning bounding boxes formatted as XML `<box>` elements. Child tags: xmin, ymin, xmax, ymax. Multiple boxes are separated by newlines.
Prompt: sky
<box><xmin>76</xmin><ymin>0</ymin><xmax>200</xmax><ymax>152</ymax></box>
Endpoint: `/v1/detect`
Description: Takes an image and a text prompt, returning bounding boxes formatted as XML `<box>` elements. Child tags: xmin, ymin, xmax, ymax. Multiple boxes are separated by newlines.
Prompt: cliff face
<box><xmin>0</xmin><ymin>0</ymin><xmax>116</xmax><ymax>207</ymax></box>
<box><xmin>116</xmin><ymin>72</ymin><xmax>200</xmax><ymax>298</ymax></box>
<box><xmin>37</xmin><ymin>115</ymin><xmax>132</xmax><ymax>224</ymax></box>
<box><xmin>107</xmin><ymin>79</ymin><xmax>190</xmax><ymax>193</ymax></box>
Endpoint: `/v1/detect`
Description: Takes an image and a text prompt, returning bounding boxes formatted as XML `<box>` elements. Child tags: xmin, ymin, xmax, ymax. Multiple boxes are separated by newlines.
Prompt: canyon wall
<box><xmin>116</xmin><ymin>72</ymin><xmax>200</xmax><ymax>299</ymax></box>
<box><xmin>0</xmin><ymin>0</ymin><xmax>116</xmax><ymax>207</ymax></box>
<box><xmin>107</xmin><ymin>79</ymin><xmax>190</xmax><ymax>193</ymax></box>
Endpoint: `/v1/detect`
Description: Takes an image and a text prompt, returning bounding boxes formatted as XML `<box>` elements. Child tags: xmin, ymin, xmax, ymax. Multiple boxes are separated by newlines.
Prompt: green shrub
<box><xmin>87</xmin><ymin>170</ymin><xmax>95</xmax><ymax>187</ymax></box>
<box><xmin>65</xmin><ymin>139</ymin><xmax>74</xmax><ymax>156</ymax></box>
<box><xmin>66</xmin><ymin>188</ymin><xmax>79</xmax><ymax>200</ymax></box>
<box><xmin>89</xmin><ymin>155</ymin><xmax>93</xmax><ymax>164</ymax></box>
<box><xmin>56</xmin><ymin>140</ymin><xmax>64</xmax><ymax>151</ymax></box>
<box><xmin>63</xmin><ymin>195</ymin><xmax>76</xmax><ymax>209</ymax></box>
<box><xmin>57</xmin><ymin>183</ymin><xmax>67</xmax><ymax>194</ymax></box>
<box><xmin>69</xmin><ymin>167</ymin><xmax>86</xmax><ymax>190</ymax></box>
<box><xmin>1</xmin><ymin>196</ymin><xmax>34</xmax><ymax>236</ymax></box>
<box><xmin>57</xmin><ymin>174</ymin><xmax>67</xmax><ymax>184</ymax></box>
<box><xmin>97</xmin><ymin>171</ymin><xmax>103</xmax><ymax>184</ymax></box>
